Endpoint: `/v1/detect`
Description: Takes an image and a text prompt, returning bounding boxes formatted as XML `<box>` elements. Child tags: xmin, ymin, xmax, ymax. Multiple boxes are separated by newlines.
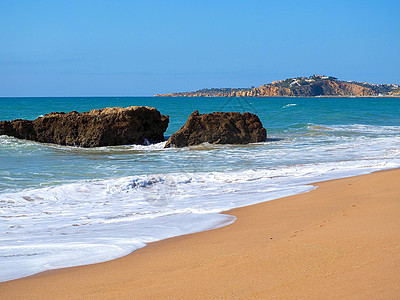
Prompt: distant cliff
<box><xmin>155</xmin><ymin>75</ymin><xmax>400</xmax><ymax>97</ymax></box>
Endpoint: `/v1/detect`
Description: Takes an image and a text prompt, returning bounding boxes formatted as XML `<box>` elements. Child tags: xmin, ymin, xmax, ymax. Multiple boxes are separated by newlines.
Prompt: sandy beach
<box><xmin>1</xmin><ymin>168</ymin><xmax>399</xmax><ymax>299</ymax></box>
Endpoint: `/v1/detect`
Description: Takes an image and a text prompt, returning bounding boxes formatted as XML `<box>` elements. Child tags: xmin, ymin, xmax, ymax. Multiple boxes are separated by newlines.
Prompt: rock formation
<box><xmin>165</xmin><ymin>111</ymin><xmax>266</xmax><ymax>148</ymax></box>
<box><xmin>0</xmin><ymin>106</ymin><xmax>169</xmax><ymax>147</ymax></box>
<box><xmin>155</xmin><ymin>75</ymin><xmax>400</xmax><ymax>97</ymax></box>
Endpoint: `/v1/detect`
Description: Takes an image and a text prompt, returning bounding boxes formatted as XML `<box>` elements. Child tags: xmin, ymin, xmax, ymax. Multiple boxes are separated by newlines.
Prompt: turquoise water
<box><xmin>0</xmin><ymin>96</ymin><xmax>399</xmax><ymax>282</ymax></box>
<box><xmin>1</xmin><ymin>97</ymin><xmax>399</xmax><ymax>191</ymax></box>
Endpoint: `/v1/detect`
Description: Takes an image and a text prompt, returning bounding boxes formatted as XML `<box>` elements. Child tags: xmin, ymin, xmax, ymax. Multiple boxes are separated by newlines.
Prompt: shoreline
<box><xmin>1</xmin><ymin>168</ymin><xmax>399</xmax><ymax>298</ymax></box>
<box><xmin>154</xmin><ymin>95</ymin><xmax>400</xmax><ymax>98</ymax></box>
<box><xmin>2</xmin><ymin>95</ymin><xmax>400</xmax><ymax>99</ymax></box>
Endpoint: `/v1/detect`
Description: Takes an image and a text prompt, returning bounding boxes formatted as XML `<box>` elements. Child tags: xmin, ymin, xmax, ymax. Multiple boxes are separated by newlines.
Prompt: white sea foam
<box><xmin>0</xmin><ymin>135</ymin><xmax>167</xmax><ymax>152</ymax></box>
<box><xmin>1</xmin><ymin>157</ymin><xmax>399</xmax><ymax>282</ymax></box>
<box><xmin>282</xmin><ymin>103</ymin><xmax>297</xmax><ymax>108</ymax></box>
<box><xmin>328</xmin><ymin>124</ymin><xmax>400</xmax><ymax>134</ymax></box>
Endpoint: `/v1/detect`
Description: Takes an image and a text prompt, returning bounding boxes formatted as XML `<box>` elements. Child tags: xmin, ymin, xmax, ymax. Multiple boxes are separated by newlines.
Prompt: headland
<box><xmin>155</xmin><ymin>75</ymin><xmax>400</xmax><ymax>97</ymax></box>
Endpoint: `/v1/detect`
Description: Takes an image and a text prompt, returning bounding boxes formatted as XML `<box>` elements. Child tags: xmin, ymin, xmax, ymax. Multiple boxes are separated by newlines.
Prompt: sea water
<box><xmin>0</xmin><ymin>97</ymin><xmax>399</xmax><ymax>282</ymax></box>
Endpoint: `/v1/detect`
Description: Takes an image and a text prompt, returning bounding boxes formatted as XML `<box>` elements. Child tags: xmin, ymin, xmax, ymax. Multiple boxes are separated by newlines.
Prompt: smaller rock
<box><xmin>165</xmin><ymin>111</ymin><xmax>266</xmax><ymax>148</ymax></box>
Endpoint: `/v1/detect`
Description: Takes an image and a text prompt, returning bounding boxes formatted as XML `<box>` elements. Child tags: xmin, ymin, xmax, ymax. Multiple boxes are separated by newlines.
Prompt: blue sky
<box><xmin>1</xmin><ymin>0</ymin><xmax>399</xmax><ymax>96</ymax></box>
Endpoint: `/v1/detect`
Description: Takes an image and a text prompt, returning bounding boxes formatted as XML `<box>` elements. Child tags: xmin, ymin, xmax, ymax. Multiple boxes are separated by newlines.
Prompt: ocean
<box><xmin>1</xmin><ymin>96</ymin><xmax>399</xmax><ymax>282</ymax></box>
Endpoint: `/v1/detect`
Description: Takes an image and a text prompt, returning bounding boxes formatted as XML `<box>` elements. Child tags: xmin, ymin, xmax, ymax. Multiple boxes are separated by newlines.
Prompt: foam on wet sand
<box><xmin>1</xmin><ymin>168</ymin><xmax>399</xmax><ymax>299</ymax></box>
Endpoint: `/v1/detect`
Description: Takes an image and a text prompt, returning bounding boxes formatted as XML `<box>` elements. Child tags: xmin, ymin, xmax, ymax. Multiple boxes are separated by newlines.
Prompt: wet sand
<box><xmin>1</xmin><ymin>168</ymin><xmax>399</xmax><ymax>299</ymax></box>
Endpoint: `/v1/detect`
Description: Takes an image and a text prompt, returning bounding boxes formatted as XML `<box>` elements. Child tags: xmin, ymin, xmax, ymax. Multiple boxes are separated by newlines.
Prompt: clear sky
<box><xmin>1</xmin><ymin>0</ymin><xmax>399</xmax><ymax>97</ymax></box>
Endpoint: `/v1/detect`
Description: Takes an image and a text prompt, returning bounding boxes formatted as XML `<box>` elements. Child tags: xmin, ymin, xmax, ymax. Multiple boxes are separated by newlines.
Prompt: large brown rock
<box><xmin>0</xmin><ymin>106</ymin><xmax>169</xmax><ymax>147</ymax></box>
<box><xmin>165</xmin><ymin>110</ymin><xmax>266</xmax><ymax>148</ymax></box>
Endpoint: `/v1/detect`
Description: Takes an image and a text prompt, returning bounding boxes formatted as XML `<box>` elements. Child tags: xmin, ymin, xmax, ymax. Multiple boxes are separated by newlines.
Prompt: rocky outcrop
<box><xmin>0</xmin><ymin>106</ymin><xmax>169</xmax><ymax>147</ymax></box>
<box><xmin>165</xmin><ymin>111</ymin><xmax>266</xmax><ymax>148</ymax></box>
<box><xmin>155</xmin><ymin>75</ymin><xmax>400</xmax><ymax>97</ymax></box>
<box><xmin>390</xmin><ymin>89</ymin><xmax>400</xmax><ymax>96</ymax></box>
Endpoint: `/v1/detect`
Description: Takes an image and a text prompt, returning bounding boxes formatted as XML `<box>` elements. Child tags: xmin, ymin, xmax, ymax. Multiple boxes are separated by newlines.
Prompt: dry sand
<box><xmin>1</xmin><ymin>169</ymin><xmax>399</xmax><ymax>299</ymax></box>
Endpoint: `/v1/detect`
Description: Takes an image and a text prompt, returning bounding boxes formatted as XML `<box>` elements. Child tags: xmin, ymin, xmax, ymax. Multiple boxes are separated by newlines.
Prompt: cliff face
<box><xmin>389</xmin><ymin>89</ymin><xmax>400</xmax><ymax>96</ymax></box>
<box><xmin>0</xmin><ymin>106</ymin><xmax>169</xmax><ymax>147</ymax></box>
<box><xmin>155</xmin><ymin>75</ymin><xmax>400</xmax><ymax>97</ymax></box>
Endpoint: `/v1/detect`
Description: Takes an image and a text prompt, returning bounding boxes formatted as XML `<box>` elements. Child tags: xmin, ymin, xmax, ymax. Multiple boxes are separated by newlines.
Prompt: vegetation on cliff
<box><xmin>155</xmin><ymin>75</ymin><xmax>400</xmax><ymax>97</ymax></box>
